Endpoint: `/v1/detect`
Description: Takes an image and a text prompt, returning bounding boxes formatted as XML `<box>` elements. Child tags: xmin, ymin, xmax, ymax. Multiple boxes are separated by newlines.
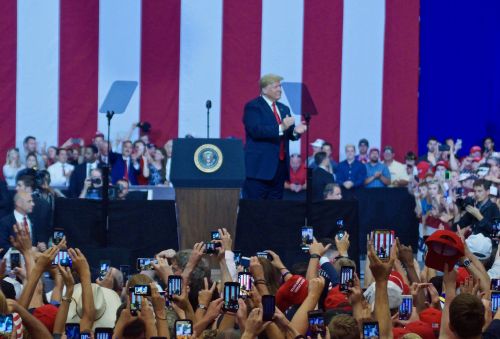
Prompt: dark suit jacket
<box><xmin>458</xmin><ymin>199</ymin><xmax>500</xmax><ymax>236</ymax></box>
<box><xmin>68</xmin><ymin>162</ymin><xmax>104</xmax><ymax>198</ymax></box>
<box><xmin>109</xmin><ymin>152</ymin><xmax>139</xmax><ymax>185</ymax></box>
<box><xmin>312</xmin><ymin>167</ymin><xmax>335</xmax><ymax>202</ymax></box>
<box><xmin>243</xmin><ymin>96</ymin><xmax>299</xmax><ymax>180</ymax></box>
<box><xmin>0</xmin><ymin>180</ymin><xmax>12</xmax><ymax>220</ymax></box>
<box><xmin>0</xmin><ymin>212</ymin><xmax>45</xmax><ymax>257</ymax></box>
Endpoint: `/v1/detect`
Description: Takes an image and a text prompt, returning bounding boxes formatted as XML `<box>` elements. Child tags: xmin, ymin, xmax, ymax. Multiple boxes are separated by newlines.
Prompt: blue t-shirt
<box><xmin>365</xmin><ymin>162</ymin><xmax>391</xmax><ymax>188</ymax></box>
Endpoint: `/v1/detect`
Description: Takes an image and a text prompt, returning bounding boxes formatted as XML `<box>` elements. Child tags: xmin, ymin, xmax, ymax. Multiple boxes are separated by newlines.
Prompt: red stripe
<box><xmin>140</xmin><ymin>0</ymin><xmax>181</xmax><ymax>146</ymax></box>
<box><xmin>59</xmin><ymin>0</ymin><xmax>99</xmax><ymax>146</ymax></box>
<box><xmin>0</xmin><ymin>0</ymin><xmax>17</xmax><ymax>171</ymax></box>
<box><xmin>302</xmin><ymin>0</ymin><xmax>344</xmax><ymax>161</ymax></box>
<box><xmin>220</xmin><ymin>0</ymin><xmax>262</xmax><ymax>139</ymax></box>
<box><xmin>381</xmin><ymin>0</ymin><xmax>420</xmax><ymax>161</ymax></box>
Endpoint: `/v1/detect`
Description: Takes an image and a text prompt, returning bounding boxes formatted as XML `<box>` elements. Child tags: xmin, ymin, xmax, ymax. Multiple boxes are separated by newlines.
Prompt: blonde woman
<box><xmin>3</xmin><ymin>148</ymin><xmax>25</xmax><ymax>186</ymax></box>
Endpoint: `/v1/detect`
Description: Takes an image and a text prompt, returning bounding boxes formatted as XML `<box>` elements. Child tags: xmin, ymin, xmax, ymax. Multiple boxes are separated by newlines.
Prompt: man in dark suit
<box><xmin>109</xmin><ymin>141</ymin><xmax>140</xmax><ymax>185</ymax></box>
<box><xmin>312</xmin><ymin>152</ymin><xmax>335</xmax><ymax>202</ymax></box>
<box><xmin>243</xmin><ymin>74</ymin><xmax>307</xmax><ymax>199</ymax></box>
<box><xmin>0</xmin><ymin>179</ymin><xmax>12</xmax><ymax>220</ymax></box>
<box><xmin>68</xmin><ymin>145</ymin><xmax>102</xmax><ymax>198</ymax></box>
<box><xmin>0</xmin><ymin>192</ymin><xmax>42</xmax><ymax>256</ymax></box>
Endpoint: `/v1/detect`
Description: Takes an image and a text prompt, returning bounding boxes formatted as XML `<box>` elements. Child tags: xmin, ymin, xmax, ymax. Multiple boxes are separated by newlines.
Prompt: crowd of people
<box><xmin>0</xmin><ymin>222</ymin><xmax>497</xmax><ymax>338</ymax></box>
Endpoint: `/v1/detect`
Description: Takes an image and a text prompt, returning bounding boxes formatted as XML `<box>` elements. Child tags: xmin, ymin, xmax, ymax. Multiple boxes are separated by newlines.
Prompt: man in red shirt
<box><xmin>285</xmin><ymin>154</ymin><xmax>306</xmax><ymax>193</ymax></box>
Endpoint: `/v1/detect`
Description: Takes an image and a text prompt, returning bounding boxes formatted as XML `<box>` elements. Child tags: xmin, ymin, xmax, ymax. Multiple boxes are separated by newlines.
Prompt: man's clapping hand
<box><xmin>282</xmin><ymin>116</ymin><xmax>295</xmax><ymax>130</ymax></box>
<box><xmin>294</xmin><ymin>124</ymin><xmax>307</xmax><ymax>134</ymax></box>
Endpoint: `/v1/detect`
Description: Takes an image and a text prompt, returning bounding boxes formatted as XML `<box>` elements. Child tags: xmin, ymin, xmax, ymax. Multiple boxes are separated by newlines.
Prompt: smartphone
<box><xmin>307</xmin><ymin>310</ymin><xmax>326</xmax><ymax>336</ymax></box>
<box><xmin>371</xmin><ymin>230</ymin><xmax>395</xmax><ymax>261</ymax></box>
<box><xmin>444</xmin><ymin>170</ymin><xmax>451</xmax><ymax>180</ymax></box>
<box><xmin>492</xmin><ymin>291</ymin><xmax>500</xmax><ymax>313</ymax></box>
<box><xmin>0</xmin><ymin>315</ymin><xmax>13</xmax><ymax>336</ymax></box>
<box><xmin>119</xmin><ymin>265</ymin><xmax>130</xmax><ymax>282</ymax></box>
<box><xmin>223</xmin><ymin>282</ymin><xmax>240</xmax><ymax>312</ymax></box>
<box><xmin>238</xmin><ymin>272</ymin><xmax>252</xmax><ymax>298</ymax></box>
<box><xmin>301</xmin><ymin>226</ymin><xmax>313</xmax><ymax>251</ymax></box>
<box><xmin>399</xmin><ymin>295</ymin><xmax>413</xmax><ymax>320</ymax></box>
<box><xmin>491</xmin><ymin>279</ymin><xmax>500</xmax><ymax>292</ymax></box>
<box><xmin>53</xmin><ymin>230</ymin><xmax>64</xmax><ymax>245</ymax></box>
<box><xmin>98</xmin><ymin>260</ymin><xmax>110</xmax><ymax>280</ymax></box>
<box><xmin>53</xmin><ymin>250</ymin><xmax>72</xmax><ymax>267</ymax></box>
<box><xmin>134</xmin><ymin>284</ymin><xmax>151</xmax><ymax>296</ymax></box>
<box><xmin>10</xmin><ymin>250</ymin><xmax>21</xmax><ymax>270</ymax></box>
<box><xmin>256</xmin><ymin>251</ymin><xmax>273</xmax><ymax>261</ymax></box>
<box><xmin>362</xmin><ymin>321</ymin><xmax>380</xmax><ymax>339</ymax></box>
<box><xmin>339</xmin><ymin>266</ymin><xmax>354</xmax><ymax>292</ymax></box>
<box><xmin>136</xmin><ymin>258</ymin><xmax>158</xmax><ymax>271</ymax></box>
<box><xmin>240</xmin><ymin>256</ymin><xmax>251</xmax><ymax>268</ymax></box>
<box><xmin>204</xmin><ymin>242</ymin><xmax>221</xmax><ymax>254</ymax></box>
<box><xmin>175</xmin><ymin>319</ymin><xmax>193</xmax><ymax>339</ymax></box>
<box><xmin>337</xmin><ymin>218</ymin><xmax>345</xmax><ymax>230</ymax></box>
<box><xmin>94</xmin><ymin>327</ymin><xmax>114</xmax><ymax>339</ymax></box>
<box><xmin>233</xmin><ymin>251</ymin><xmax>242</xmax><ymax>266</ymax></box>
<box><xmin>129</xmin><ymin>290</ymin><xmax>142</xmax><ymax>316</ymax></box>
<box><xmin>211</xmin><ymin>231</ymin><xmax>221</xmax><ymax>240</ymax></box>
<box><xmin>65</xmin><ymin>323</ymin><xmax>80</xmax><ymax>339</ymax></box>
<box><xmin>262</xmin><ymin>295</ymin><xmax>276</xmax><ymax>321</ymax></box>
<box><xmin>168</xmin><ymin>275</ymin><xmax>183</xmax><ymax>298</ymax></box>
<box><xmin>80</xmin><ymin>333</ymin><xmax>91</xmax><ymax>339</ymax></box>
<box><xmin>337</xmin><ymin>230</ymin><xmax>346</xmax><ymax>240</ymax></box>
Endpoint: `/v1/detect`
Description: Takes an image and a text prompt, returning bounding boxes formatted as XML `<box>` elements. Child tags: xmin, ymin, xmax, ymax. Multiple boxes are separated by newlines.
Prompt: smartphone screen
<box><xmin>491</xmin><ymin>279</ymin><xmax>500</xmax><ymax>292</ymax></box>
<box><xmin>399</xmin><ymin>295</ymin><xmax>413</xmax><ymax>320</ymax></box>
<box><xmin>363</xmin><ymin>322</ymin><xmax>380</xmax><ymax>339</ymax></box>
<box><xmin>301</xmin><ymin>226</ymin><xmax>313</xmax><ymax>251</ymax></box>
<box><xmin>175</xmin><ymin>320</ymin><xmax>193</xmax><ymax>339</ymax></box>
<box><xmin>53</xmin><ymin>250</ymin><xmax>72</xmax><ymax>267</ymax></box>
<box><xmin>204</xmin><ymin>242</ymin><xmax>218</xmax><ymax>254</ymax></box>
<box><xmin>233</xmin><ymin>251</ymin><xmax>242</xmax><ymax>266</ymax></box>
<box><xmin>0</xmin><ymin>315</ymin><xmax>13</xmax><ymax>335</ymax></box>
<box><xmin>65</xmin><ymin>323</ymin><xmax>80</xmax><ymax>339</ymax></box>
<box><xmin>94</xmin><ymin>327</ymin><xmax>113</xmax><ymax>339</ymax></box>
<box><xmin>256</xmin><ymin>251</ymin><xmax>272</xmax><ymax>261</ymax></box>
<box><xmin>53</xmin><ymin>230</ymin><xmax>64</xmax><ymax>245</ymax></box>
<box><xmin>223</xmin><ymin>282</ymin><xmax>240</xmax><ymax>312</ymax></box>
<box><xmin>136</xmin><ymin>258</ymin><xmax>158</xmax><ymax>271</ymax></box>
<box><xmin>308</xmin><ymin>310</ymin><xmax>326</xmax><ymax>336</ymax></box>
<box><xmin>211</xmin><ymin>231</ymin><xmax>221</xmax><ymax>240</ymax></box>
<box><xmin>339</xmin><ymin>266</ymin><xmax>354</xmax><ymax>292</ymax></box>
<box><xmin>129</xmin><ymin>291</ymin><xmax>141</xmax><ymax>316</ymax></box>
<box><xmin>134</xmin><ymin>284</ymin><xmax>151</xmax><ymax>296</ymax></box>
<box><xmin>492</xmin><ymin>292</ymin><xmax>500</xmax><ymax>313</ymax></box>
<box><xmin>98</xmin><ymin>260</ymin><xmax>110</xmax><ymax>280</ymax></box>
<box><xmin>371</xmin><ymin>230</ymin><xmax>395</xmax><ymax>261</ymax></box>
<box><xmin>80</xmin><ymin>334</ymin><xmax>91</xmax><ymax>339</ymax></box>
<box><xmin>10</xmin><ymin>251</ymin><xmax>20</xmax><ymax>270</ymax></box>
<box><xmin>168</xmin><ymin>275</ymin><xmax>182</xmax><ymax>298</ymax></box>
<box><xmin>238</xmin><ymin>272</ymin><xmax>252</xmax><ymax>298</ymax></box>
<box><xmin>262</xmin><ymin>295</ymin><xmax>275</xmax><ymax>321</ymax></box>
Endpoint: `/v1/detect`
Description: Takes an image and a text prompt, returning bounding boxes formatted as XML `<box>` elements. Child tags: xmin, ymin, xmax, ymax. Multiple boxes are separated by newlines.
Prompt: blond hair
<box><xmin>259</xmin><ymin>74</ymin><xmax>283</xmax><ymax>90</ymax></box>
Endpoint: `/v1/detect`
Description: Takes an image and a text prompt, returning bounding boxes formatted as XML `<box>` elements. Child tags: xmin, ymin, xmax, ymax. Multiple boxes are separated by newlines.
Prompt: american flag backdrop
<box><xmin>0</xmin><ymin>0</ymin><xmax>419</xmax><ymax>162</ymax></box>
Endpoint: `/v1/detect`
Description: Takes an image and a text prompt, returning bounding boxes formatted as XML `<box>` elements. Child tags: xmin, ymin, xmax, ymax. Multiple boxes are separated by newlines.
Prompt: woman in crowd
<box><xmin>133</xmin><ymin>140</ymin><xmax>150</xmax><ymax>185</ymax></box>
<box><xmin>148</xmin><ymin>148</ymin><xmax>167</xmax><ymax>185</ymax></box>
<box><xmin>43</xmin><ymin>146</ymin><xmax>58</xmax><ymax>167</ymax></box>
<box><xmin>15</xmin><ymin>152</ymin><xmax>39</xmax><ymax>183</ymax></box>
<box><xmin>3</xmin><ymin>148</ymin><xmax>25</xmax><ymax>186</ymax></box>
<box><xmin>164</xmin><ymin>139</ymin><xmax>173</xmax><ymax>186</ymax></box>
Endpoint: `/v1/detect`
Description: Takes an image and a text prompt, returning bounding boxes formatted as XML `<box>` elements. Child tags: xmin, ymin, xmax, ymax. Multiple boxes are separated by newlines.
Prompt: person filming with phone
<box><xmin>457</xmin><ymin>178</ymin><xmax>500</xmax><ymax>237</ymax></box>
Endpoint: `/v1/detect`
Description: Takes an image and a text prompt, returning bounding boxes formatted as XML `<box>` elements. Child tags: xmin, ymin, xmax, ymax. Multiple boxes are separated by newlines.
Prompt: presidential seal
<box><xmin>194</xmin><ymin>144</ymin><xmax>223</xmax><ymax>173</ymax></box>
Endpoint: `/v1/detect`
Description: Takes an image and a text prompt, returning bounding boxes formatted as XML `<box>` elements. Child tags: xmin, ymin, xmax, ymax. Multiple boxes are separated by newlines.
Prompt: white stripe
<box><xmin>98</xmin><ymin>0</ymin><xmax>142</xmax><ymax>144</ymax></box>
<box><xmin>16</xmin><ymin>0</ymin><xmax>60</xmax><ymax>148</ymax></box>
<box><xmin>339</xmin><ymin>0</ymin><xmax>386</xmax><ymax>159</ymax></box>
<box><xmin>178</xmin><ymin>0</ymin><xmax>223</xmax><ymax>138</ymax></box>
<box><xmin>261</xmin><ymin>0</ymin><xmax>304</xmax><ymax>155</ymax></box>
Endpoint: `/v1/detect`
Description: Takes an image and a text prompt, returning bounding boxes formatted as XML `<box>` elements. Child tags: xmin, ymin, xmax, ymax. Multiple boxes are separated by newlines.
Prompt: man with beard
<box><xmin>364</xmin><ymin>148</ymin><xmax>391</xmax><ymax>188</ymax></box>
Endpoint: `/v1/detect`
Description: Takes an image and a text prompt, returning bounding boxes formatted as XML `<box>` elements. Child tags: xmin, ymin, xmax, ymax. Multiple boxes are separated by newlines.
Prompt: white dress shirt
<box><xmin>14</xmin><ymin>209</ymin><xmax>33</xmax><ymax>240</ymax></box>
<box><xmin>262</xmin><ymin>95</ymin><xmax>284</xmax><ymax>136</ymax></box>
<box><xmin>47</xmin><ymin>162</ymin><xmax>74</xmax><ymax>186</ymax></box>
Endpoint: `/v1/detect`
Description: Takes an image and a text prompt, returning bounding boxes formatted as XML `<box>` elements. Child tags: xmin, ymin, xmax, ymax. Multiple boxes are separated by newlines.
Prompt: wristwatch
<box><xmin>462</xmin><ymin>258</ymin><xmax>471</xmax><ymax>267</ymax></box>
<box><xmin>310</xmin><ymin>254</ymin><xmax>321</xmax><ymax>259</ymax></box>
<box><xmin>198</xmin><ymin>304</ymin><xmax>207</xmax><ymax>310</ymax></box>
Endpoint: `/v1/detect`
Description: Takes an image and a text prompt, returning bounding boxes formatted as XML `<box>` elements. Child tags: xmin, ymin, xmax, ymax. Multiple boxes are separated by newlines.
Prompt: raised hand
<box><xmin>309</xmin><ymin>238</ymin><xmax>331</xmax><ymax>257</ymax></box>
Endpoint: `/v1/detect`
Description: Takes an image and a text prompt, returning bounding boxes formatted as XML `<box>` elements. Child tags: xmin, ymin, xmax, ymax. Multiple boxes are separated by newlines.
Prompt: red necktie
<box><xmin>272</xmin><ymin>102</ymin><xmax>285</xmax><ymax>161</ymax></box>
<box><xmin>23</xmin><ymin>216</ymin><xmax>29</xmax><ymax>234</ymax></box>
<box><xmin>124</xmin><ymin>159</ymin><xmax>129</xmax><ymax>180</ymax></box>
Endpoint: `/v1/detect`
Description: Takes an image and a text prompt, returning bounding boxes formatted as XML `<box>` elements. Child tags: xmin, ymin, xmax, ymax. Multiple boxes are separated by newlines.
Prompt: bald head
<box><xmin>14</xmin><ymin>192</ymin><xmax>34</xmax><ymax>215</ymax></box>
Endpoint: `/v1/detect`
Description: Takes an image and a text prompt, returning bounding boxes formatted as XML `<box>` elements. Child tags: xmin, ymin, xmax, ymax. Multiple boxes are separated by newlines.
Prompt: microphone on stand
<box><xmin>206</xmin><ymin>100</ymin><xmax>212</xmax><ymax>138</ymax></box>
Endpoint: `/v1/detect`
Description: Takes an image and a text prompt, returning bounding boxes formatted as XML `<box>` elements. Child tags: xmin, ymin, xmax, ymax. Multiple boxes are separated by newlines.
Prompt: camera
<box><xmin>91</xmin><ymin>177</ymin><xmax>102</xmax><ymax>186</ymax></box>
<box><xmin>456</xmin><ymin>196</ymin><xmax>475</xmax><ymax>210</ymax></box>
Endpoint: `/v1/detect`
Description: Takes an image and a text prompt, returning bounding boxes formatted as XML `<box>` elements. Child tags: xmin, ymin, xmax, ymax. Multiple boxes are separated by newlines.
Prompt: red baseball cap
<box><xmin>324</xmin><ymin>285</ymin><xmax>351</xmax><ymax>310</ymax></box>
<box><xmin>276</xmin><ymin>275</ymin><xmax>309</xmax><ymax>311</ymax></box>
<box><xmin>472</xmin><ymin>157</ymin><xmax>482</xmax><ymax>162</ymax></box>
<box><xmin>393</xmin><ymin>326</ymin><xmax>410</xmax><ymax>338</ymax></box>
<box><xmin>389</xmin><ymin>271</ymin><xmax>410</xmax><ymax>295</ymax></box>
<box><xmin>33</xmin><ymin>304</ymin><xmax>58</xmax><ymax>332</ymax></box>
<box><xmin>455</xmin><ymin>267</ymin><xmax>471</xmax><ymax>288</ymax></box>
<box><xmin>425</xmin><ymin>230</ymin><xmax>464</xmax><ymax>272</ymax></box>
<box><xmin>405</xmin><ymin>320</ymin><xmax>435</xmax><ymax>339</ymax></box>
<box><xmin>417</xmin><ymin>161</ymin><xmax>431</xmax><ymax>180</ymax></box>
<box><xmin>419</xmin><ymin>307</ymin><xmax>442</xmax><ymax>331</ymax></box>
<box><xmin>434</xmin><ymin>160</ymin><xmax>449</xmax><ymax>170</ymax></box>
<box><xmin>470</xmin><ymin>146</ymin><xmax>482</xmax><ymax>154</ymax></box>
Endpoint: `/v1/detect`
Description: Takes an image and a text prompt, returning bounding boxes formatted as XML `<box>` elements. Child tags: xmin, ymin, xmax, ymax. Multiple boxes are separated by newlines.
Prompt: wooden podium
<box><xmin>170</xmin><ymin>139</ymin><xmax>245</xmax><ymax>249</ymax></box>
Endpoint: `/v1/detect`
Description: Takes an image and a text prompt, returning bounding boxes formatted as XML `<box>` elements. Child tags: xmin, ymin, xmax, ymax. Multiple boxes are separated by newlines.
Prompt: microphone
<box><xmin>206</xmin><ymin>100</ymin><xmax>212</xmax><ymax>109</ymax></box>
